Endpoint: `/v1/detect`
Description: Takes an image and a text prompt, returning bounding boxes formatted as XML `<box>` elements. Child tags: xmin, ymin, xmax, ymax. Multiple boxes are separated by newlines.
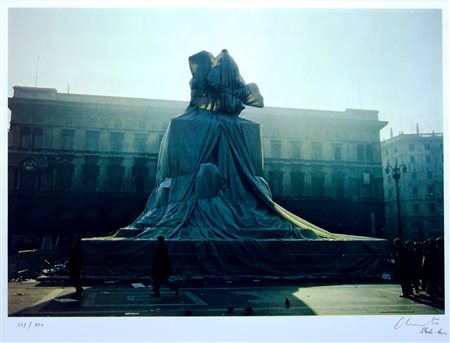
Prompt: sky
<box><xmin>6</xmin><ymin>6</ymin><xmax>445</xmax><ymax>140</ymax></box>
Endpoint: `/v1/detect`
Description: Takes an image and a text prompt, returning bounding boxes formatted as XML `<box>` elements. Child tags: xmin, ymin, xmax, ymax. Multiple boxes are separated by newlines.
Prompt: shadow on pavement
<box><xmin>13</xmin><ymin>283</ymin><xmax>317</xmax><ymax>317</ymax></box>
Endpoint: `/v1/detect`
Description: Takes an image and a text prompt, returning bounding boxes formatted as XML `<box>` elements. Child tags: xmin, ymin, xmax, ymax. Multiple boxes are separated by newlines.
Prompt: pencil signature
<box><xmin>394</xmin><ymin>316</ymin><xmax>447</xmax><ymax>335</ymax></box>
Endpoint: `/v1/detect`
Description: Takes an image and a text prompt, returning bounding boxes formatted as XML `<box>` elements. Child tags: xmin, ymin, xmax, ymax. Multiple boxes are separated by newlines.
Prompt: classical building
<box><xmin>381</xmin><ymin>132</ymin><xmax>444</xmax><ymax>241</ymax></box>
<box><xmin>8</xmin><ymin>86</ymin><xmax>388</xmax><ymax>245</ymax></box>
<box><xmin>244</xmin><ymin>107</ymin><xmax>387</xmax><ymax>237</ymax></box>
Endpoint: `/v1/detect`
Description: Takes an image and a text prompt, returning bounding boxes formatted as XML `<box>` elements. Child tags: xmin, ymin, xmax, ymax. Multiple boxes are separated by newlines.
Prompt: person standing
<box><xmin>151</xmin><ymin>236</ymin><xmax>179</xmax><ymax>297</ymax></box>
<box><xmin>393</xmin><ymin>238</ymin><xmax>413</xmax><ymax>297</ymax></box>
<box><xmin>68</xmin><ymin>235</ymin><xmax>84</xmax><ymax>300</ymax></box>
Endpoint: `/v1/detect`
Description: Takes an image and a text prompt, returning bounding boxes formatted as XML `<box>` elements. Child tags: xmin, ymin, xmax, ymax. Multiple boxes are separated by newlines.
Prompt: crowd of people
<box><xmin>392</xmin><ymin>237</ymin><xmax>444</xmax><ymax>299</ymax></box>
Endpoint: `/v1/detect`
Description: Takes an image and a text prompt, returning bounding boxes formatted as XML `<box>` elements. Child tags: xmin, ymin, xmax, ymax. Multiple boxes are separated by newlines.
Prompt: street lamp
<box><xmin>385</xmin><ymin>163</ymin><xmax>407</xmax><ymax>239</ymax></box>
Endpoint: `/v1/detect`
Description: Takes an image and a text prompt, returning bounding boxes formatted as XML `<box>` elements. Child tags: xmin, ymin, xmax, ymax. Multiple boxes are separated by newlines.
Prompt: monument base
<box><xmin>82</xmin><ymin>238</ymin><xmax>388</xmax><ymax>280</ymax></box>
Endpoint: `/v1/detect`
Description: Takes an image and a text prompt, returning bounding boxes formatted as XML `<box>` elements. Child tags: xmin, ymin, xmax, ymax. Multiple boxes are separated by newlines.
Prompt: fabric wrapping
<box><xmin>111</xmin><ymin>107</ymin><xmax>351</xmax><ymax>241</ymax></box>
<box><xmin>82</xmin><ymin>49</ymin><xmax>387</xmax><ymax>279</ymax></box>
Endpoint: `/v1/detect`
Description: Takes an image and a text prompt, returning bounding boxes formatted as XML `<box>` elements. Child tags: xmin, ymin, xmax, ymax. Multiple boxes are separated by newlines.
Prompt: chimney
<box><xmin>416</xmin><ymin>123</ymin><xmax>420</xmax><ymax>134</ymax></box>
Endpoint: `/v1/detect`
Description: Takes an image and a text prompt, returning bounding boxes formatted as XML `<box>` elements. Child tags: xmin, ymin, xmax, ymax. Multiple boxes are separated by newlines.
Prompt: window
<box><xmin>83</xmin><ymin>165</ymin><xmax>99</xmax><ymax>191</ymax></box>
<box><xmin>332</xmin><ymin>173</ymin><xmax>345</xmax><ymax>197</ymax></box>
<box><xmin>413</xmin><ymin>203</ymin><xmax>420</xmax><ymax>213</ymax></box>
<box><xmin>412</xmin><ymin>187</ymin><xmax>418</xmax><ymax>197</ymax></box>
<box><xmin>411</xmin><ymin>171</ymin><xmax>417</xmax><ymax>180</ymax></box>
<box><xmin>20</xmin><ymin>127</ymin><xmax>31</xmax><ymax>148</ymax></box>
<box><xmin>428</xmin><ymin>185</ymin><xmax>435</xmax><ymax>196</ymax></box>
<box><xmin>311</xmin><ymin>172</ymin><xmax>325</xmax><ymax>196</ymax></box>
<box><xmin>290</xmin><ymin>141</ymin><xmax>301</xmax><ymax>159</ymax></box>
<box><xmin>311</xmin><ymin>143</ymin><xmax>322</xmax><ymax>160</ymax></box>
<box><xmin>86</xmin><ymin>130</ymin><xmax>100</xmax><ymax>151</ymax></box>
<box><xmin>32</xmin><ymin>128</ymin><xmax>43</xmax><ymax>148</ymax></box>
<box><xmin>357</xmin><ymin>144</ymin><xmax>364</xmax><ymax>161</ymax></box>
<box><xmin>133</xmin><ymin>166</ymin><xmax>148</xmax><ymax>192</ymax></box>
<box><xmin>427</xmin><ymin>170</ymin><xmax>433</xmax><ymax>179</ymax></box>
<box><xmin>269</xmin><ymin>170</ymin><xmax>283</xmax><ymax>196</ymax></box>
<box><xmin>409</xmin><ymin>144</ymin><xmax>415</xmax><ymax>151</ymax></box>
<box><xmin>362</xmin><ymin>172</ymin><xmax>371</xmax><ymax>185</ymax></box>
<box><xmin>271</xmin><ymin>140</ymin><xmax>282</xmax><ymax>158</ymax></box>
<box><xmin>109</xmin><ymin>165</ymin><xmax>124</xmax><ymax>192</ymax></box>
<box><xmin>333</xmin><ymin>145</ymin><xmax>342</xmax><ymax>161</ymax></box>
<box><xmin>135</xmin><ymin>134</ymin><xmax>147</xmax><ymax>153</ymax></box>
<box><xmin>290</xmin><ymin>172</ymin><xmax>304</xmax><ymax>196</ymax></box>
<box><xmin>61</xmin><ymin>130</ymin><xmax>75</xmax><ymax>150</ymax></box>
<box><xmin>54</xmin><ymin>163</ymin><xmax>74</xmax><ymax>191</ymax></box>
<box><xmin>424</xmin><ymin>143</ymin><xmax>431</xmax><ymax>150</ymax></box>
<box><xmin>365</xmin><ymin>144</ymin><xmax>374</xmax><ymax>162</ymax></box>
<box><xmin>360</xmin><ymin>172</ymin><xmax>372</xmax><ymax>197</ymax></box>
<box><xmin>410</xmin><ymin>155</ymin><xmax>416</xmax><ymax>163</ymax></box>
<box><xmin>425</xmin><ymin>155</ymin><xmax>431</xmax><ymax>164</ymax></box>
<box><xmin>110</xmin><ymin>132</ymin><xmax>124</xmax><ymax>152</ymax></box>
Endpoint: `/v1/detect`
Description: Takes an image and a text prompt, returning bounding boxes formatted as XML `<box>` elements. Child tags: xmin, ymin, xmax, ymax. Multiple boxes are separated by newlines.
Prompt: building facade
<box><xmin>244</xmin><ymin>107</ymin><xmax>387</xmax><ymax>237</ymax></box>
<box><xmin>8</xmin><ymin>86</ymin><xmax>388</xmax><ymax>245</ymax></box>
<box><xmin>381</xmin><ymin>132</ymin><xmax>444</xmax><ymax>241</ymax></box>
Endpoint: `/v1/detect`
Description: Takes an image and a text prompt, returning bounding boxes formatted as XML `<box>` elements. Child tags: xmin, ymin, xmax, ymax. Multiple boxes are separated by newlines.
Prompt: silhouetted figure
<box><xmin>421</xmin><ymin>238</ymin><xmax>434</xmax><ymax>293</ymax></box>
<box><xmin>435</xmin><ymin>237</ymin><xmax>444</xmax><ymax>298</ymax></box>
<box><xmin>68</xmin><ymin>235</ymin><xmax>83</xmax><ymax>299</ymax></box>
<box><xmin>404</xmin><ymin>241</ymin><xmax>417</xmax><ymax>294</ymax></box>
<box><xmin>285</xmin><ymin>298</ymin><xmax>290</xmax><ymax>308</ymax></box>
<box><xmin>411</xmin><ymin>241</ymin><xmax>423</xmax><ymax>293</ymax></box>
<box><xmin>426</xmin><ymin>237</ymin><xmax>444</xmax><ymax>300</ymax></box>
<box><xmin>151</xmin><ymin>236</ymin><xmax>179</xmax><ymax>297</ymax></box>
<box><xmin>393</xmin><ymin>238</ymin><xmax>413</xmax><ymax>297</ymax></box>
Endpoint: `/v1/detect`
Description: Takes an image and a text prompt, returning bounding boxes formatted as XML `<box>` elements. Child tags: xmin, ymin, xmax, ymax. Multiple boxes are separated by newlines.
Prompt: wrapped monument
<box><xmin>84</xmin><ymin>50</ymin><xmax>387</xmax><ymax>278</ymax></box>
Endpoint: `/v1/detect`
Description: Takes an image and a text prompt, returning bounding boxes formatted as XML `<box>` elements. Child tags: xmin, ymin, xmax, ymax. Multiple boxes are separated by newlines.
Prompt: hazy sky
<box><xmin>7</xmin><ymin>7</ymin><xmax>445</xmax><ymax>140</ymax></box>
